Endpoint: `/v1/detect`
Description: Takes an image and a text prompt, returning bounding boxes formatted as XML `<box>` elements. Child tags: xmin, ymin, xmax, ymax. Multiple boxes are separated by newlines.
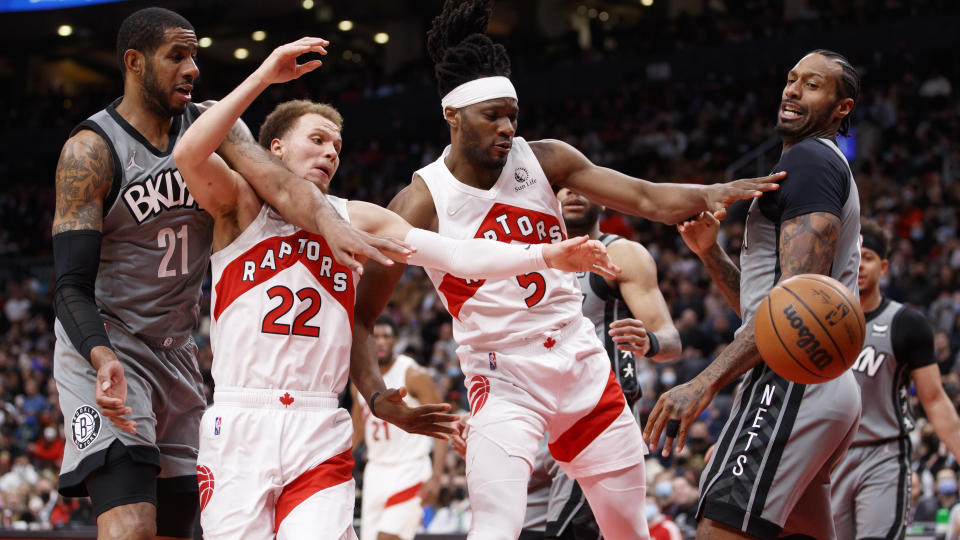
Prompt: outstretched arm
<box><xmin>532</xmin><ymin>139</ymin><xmax>783</xmax><ymax>224</ymax></box>
<box><xmin>52</xmin><ymin>130</ymin><xmax>135</xmax><ymax>434</ymax></box>
<box><xmin>194</xmin><ymin>37</ymin><xmax>410</xmax><ymax>272</ymax></box>
<box><xmin>645</xmin><ymin>211</ymin><xmax>840</xmax><ymax>456</ymax></box>
<box><xmin>347</xmin><ymin>200</ymin><xmax>621</xmax><ymax>279</ymax></box>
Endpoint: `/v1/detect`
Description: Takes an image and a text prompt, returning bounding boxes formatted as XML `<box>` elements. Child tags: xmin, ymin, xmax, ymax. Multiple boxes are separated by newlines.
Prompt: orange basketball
<box><xmin>755</xmin><ymin>274</ymin><xmax>865</xmax><ymax>384</ymax></box>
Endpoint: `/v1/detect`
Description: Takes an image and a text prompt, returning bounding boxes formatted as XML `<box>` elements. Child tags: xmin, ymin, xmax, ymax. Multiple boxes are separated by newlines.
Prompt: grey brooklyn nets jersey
<box><xmin>576</xmin><ymin>233</ymin><xmax>641</xmax><ymax>402</ymax></box>
<box><xmin>849</xmin><ymin>297</ymin><xmax>936</xmax><ymax>444</ymax></box>
<box><xmin>78</xmin><ymin>100</ymin><xmax>213</xmax><ymax>344</ymax></box>
<box><xmin>698</xmin><ymin>137</ymin><xmax>863</xmax><ymax>539</ymax></box>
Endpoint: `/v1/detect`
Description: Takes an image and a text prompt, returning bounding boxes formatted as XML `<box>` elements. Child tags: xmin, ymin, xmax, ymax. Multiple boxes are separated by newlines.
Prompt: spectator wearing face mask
<box><xmin>28</xmin><ymin>425</ymin><xmax>65</xmax><ymax>467</ymax></box>
<box><xmin>915</xmin><ymin>468</ymin><xmax>960</xmax><ymax>521</ymax></box>
<box><xmin>646</xmin><ymin>494</ymin><xmax>683</xmax><ymax>540</ymax></box>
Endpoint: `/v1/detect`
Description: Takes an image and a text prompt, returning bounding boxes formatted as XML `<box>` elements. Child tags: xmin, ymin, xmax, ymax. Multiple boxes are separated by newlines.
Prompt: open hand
<box><xmin>253</xmin><ymin>37</ymin><xmax>328</xmax><ymax>86</ymax></box>
<box><xmin>677</xmin><ymin>211</ymin><xmax>722</xmax><ymax>256</ymax></box>
<box><xmin>543</xmin><ymin>236</ymin><xmax>621</xmax><ymax>277</ymax></box>
<box><xmin>324</xmin><ymin>220</ymin><xmax>413</xmax><ymax>275</ymax></box>
<box><xmin>93</xmin><ymin>353</ymin><xmax>136</xmax><ymax>434</ymax></box>
<box><xmin>643</xmin><ymin>377</ymin><xmax>714</xmax><ymax>457</ymax></box>
<box><xmin>705</xmin><ymin>171</ymin><xmax>784</xmax><ymax>219</ymax></box>
<box><xmin>372</xmin><ymin>388</ymin><xmax>458</xmax><ymax>440</ymax></box>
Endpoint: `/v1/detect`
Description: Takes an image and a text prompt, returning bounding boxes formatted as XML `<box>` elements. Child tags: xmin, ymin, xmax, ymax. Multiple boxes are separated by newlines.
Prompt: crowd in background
<box><xmin>0</xmin><ymin>1</ymin><xmax>958</xmax><ymax>536</ymax></box>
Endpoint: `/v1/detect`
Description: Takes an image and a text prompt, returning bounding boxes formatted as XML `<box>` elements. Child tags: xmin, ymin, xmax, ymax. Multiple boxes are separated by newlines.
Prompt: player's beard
<box><xmin>142</xmin><ymin>60</ymin><xmax>185</xmax><ymax>118</ymax></box>
<box><xmin>775</xmin><ymin>101</ymin><xmax>835</xmax><ymax>142</ymax></box>
<box><xmin>462</xmin><ymin>120</ymin><xmax>509</xmax><ymax>170</ymax></box>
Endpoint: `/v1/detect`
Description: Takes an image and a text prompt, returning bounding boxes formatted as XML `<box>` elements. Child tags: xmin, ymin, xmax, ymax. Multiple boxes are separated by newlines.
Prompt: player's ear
<box><xmin>444</xmin><ymin>107</ymin><xmax>459</xmax><ymax>129</ymax></box>
<box><xmin>123</xmin><ymin>49</ymin><xmax>145</xmax><ymax>78</ymax></box>
<box><xmin>269</xmin><ymin>138</ymin><xmax>284</xmax><ymax>158</ymax></box>
<box><xmin>834</xmin><ymin>97</ymin><xmax>854</xmax><ymax>122</ymax></box>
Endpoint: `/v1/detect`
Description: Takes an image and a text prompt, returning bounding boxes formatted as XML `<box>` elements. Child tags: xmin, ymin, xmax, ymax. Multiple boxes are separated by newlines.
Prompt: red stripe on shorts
<box><xmin>384</xmin><ymin>482</ymin><xmax>423</xmax><ymax>508</ymax></box>
<box><xmin>275</xmin><ymin>449</ymin><xmax>354</xmax><ymax>532</ymax></box>
<box><xmin>548</xmin><ymin>369</ymin><xmax>626</xmax><ymax>463</ymax></box>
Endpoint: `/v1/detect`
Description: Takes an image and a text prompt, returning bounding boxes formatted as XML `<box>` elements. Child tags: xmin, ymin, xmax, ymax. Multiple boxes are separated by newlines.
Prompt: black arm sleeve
<box><xmin>53</xmin><ymin>230</ymin><xmax>112</xmax><ymax>362</ymax></box>
<box><xmin>774</xmin><ymin>141</ymin><xmax>849</xmax><ymax>221</ymax></box>
<box><xmin>891</xmin><ymin>307</ymin><xmax>936</xmax><ymax>371</ymax></box>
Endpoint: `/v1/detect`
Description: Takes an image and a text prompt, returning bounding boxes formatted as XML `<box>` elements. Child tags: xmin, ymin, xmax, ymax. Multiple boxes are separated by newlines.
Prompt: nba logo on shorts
<box><xmin>489</xmin><ymin>352</ymin><xmax>497</xmax><ymax>370</ymax></box>
<box><xmin>214</xmin><ymin>417</ymin><xmax>221</xmax><ymax>436</ymax></box>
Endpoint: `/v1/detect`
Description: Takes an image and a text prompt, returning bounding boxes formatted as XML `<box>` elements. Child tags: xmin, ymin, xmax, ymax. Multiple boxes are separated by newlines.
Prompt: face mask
<box><xmin>661</xmin><ymin>372</ymin><xmax>677</xmax><ymax>386</ymax></box>
<box><xmin>645</xmin><ymin>502</ymin><xmax>660</xmax><ymax>521</ymax></box>
<box><xmin>655</xmin><ymin>481</ymin><xmax>673</xmax><ymax>498</ymax></box>
<box><xmin>446</xmin><ymin>366</ymin><xmax>461</xmax><ymax>378</ymax></box>
<box><xmin>938</xmin><ymin>480</ymin><xmax>957</xmax><ymax>495</ymax></box>
<box><xmin>43</xmin><ymin>427</ymin><xmax>56</xmax><ymax>441</ymax></box>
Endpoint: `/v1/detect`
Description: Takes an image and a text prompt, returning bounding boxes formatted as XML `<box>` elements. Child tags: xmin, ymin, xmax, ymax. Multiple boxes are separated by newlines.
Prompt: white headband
<box><xmin>440</xmin><ymin>76</ymin><xmax>517</xmax><ymax>115</ymax></box>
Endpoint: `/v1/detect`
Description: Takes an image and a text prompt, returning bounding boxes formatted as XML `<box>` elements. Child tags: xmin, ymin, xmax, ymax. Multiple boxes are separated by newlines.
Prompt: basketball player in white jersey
<box><xmin>351</xmin><ymin>315</ymin><xmax>446</xmax><ymax>540</ymax></box>
<box><xmin>351</xmin><ymin>2</ymin><xmax>783</xmax><ymax>539</ymax></box>
<box><xmin>172</xmin><ymin>38</ymin><xmax>620</xmax><ymax>539</ymax></box>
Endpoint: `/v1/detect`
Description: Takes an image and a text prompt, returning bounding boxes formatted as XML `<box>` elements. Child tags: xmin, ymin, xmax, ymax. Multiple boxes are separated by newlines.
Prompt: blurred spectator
<box><xmin>916</xmin><ymin>468</ymin><xmax>960</xmax><ymax>522</ymax></box>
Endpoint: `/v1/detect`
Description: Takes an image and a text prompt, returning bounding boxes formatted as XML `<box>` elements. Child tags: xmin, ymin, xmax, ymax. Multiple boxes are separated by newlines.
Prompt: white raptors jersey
<box><xmin>361</xmin><ymin>355</ymin><xmax>433</xmax><ymax>465</ymax></box>
<box><xmin>417</xmin><ymin>138</ymin><xmax>583</xmax><ymax>350</ymax></box>
<box><xmin>209</xmin><ymin>197</ymin><xmax>359</xmax><ymax>392</ymax></box>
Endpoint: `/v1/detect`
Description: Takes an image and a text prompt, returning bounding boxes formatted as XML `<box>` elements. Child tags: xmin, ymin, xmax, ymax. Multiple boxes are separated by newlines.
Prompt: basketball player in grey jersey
<box><xmin>52</xmin><ymin>8</ymin><xmax>407</xmax><ymax>539</ymax></box>
<box><xmin>831</xmin><ymin>218</ymin><xmax>960</xmax><ymax>540</ymax></box>
<box><xmin>520</xmin><ymin>188</ymin><xmax>681</xmax><ymax>539</ymax></box>
<box><xmin>650</xmin><ymin>50</ymin><xmax>864</xmax><ymax>539</ymax></box>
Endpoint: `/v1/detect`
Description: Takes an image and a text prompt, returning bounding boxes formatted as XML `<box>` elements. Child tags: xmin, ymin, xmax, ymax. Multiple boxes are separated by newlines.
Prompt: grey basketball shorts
<box><xmin>697</xmin><ymin>365</ymin><xmax>861</xmax><ymax>539</ymax></box>
<box><xmin>54</xmin><ymin>318</ymin><xmax>206</xmax><ymax>497</ymax></box>
<box><xmin>831</xmin><ymin>439</ymin><xmax>911</xmax><ymax>540</ymax></box>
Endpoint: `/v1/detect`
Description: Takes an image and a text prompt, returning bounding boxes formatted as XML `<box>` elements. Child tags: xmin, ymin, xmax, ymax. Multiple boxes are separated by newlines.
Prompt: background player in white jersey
<box><xmin>50</xmin><ymin>8</ymin><xmax>403</xmax><ymax>540</ymax></box>
<box><xmin>659</xmin><ymin>50</ymin><xmax>863</xmax><ymax>539</ymax></box>
<box><xmin>352</xmin><ymin>2</ymin><xmax>782</xmax><ymax>539</ymax></box>
<box><xmin>173</xmin><ymin>37</ymin><xmax>621</xmax><ymax>539</ymax></box>
<box><xmin>520</xmin><ymin>189</ymin><xmax>682</xmax><ymax>539</ymax></box>
<box><xmin>831</xmin><ymin>217</ymin><xmax>960</xmax><ymax>540</ymax></box>
<box><xmin>352</xmin><ymin>315</ymin><xmax>447</xmax><ymax>540</ymax></box>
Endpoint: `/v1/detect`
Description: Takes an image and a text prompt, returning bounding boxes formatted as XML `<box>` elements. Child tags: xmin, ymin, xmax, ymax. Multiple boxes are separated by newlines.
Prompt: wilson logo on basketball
<box><xmin>782</xmin><ymin>303</ymin><xmax>834</xmax><ymax>370</ymax></box>
<box><xmin>197</xmin><ymin>465</ymin><xmax>214</xmax><ymax>511</ymax></box>
<box><xmin>468</xmin><ymin>375</ymin><xmax>491</xmax><ymax>414</ymax></box>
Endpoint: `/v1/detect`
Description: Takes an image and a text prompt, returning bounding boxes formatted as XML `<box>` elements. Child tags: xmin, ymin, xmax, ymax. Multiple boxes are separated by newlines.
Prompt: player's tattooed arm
<box><xmin>644</xmin><ymin>317</ymin><xmax>762</xmax><ymax>456</ymax></box>
<box><xmin>52</xmin><ymin>130</ymin><xmax>113</xmax><ymax>234</ymax></box>
<box><xmin>678</xmin><ymin>211</ymin><xmax>741</xmax><ymax>317</ymax></box>
<box><xmin>778</xmin><ymin>211</ymin><xmax>841</xmax><ymax>279</ymax></box>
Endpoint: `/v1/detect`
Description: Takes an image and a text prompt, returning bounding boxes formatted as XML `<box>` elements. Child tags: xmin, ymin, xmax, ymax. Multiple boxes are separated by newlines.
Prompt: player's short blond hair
<box><xmin>258</xmin><ymin>100</ymin><xmax>344</xmax><ymax>148</ymax></box>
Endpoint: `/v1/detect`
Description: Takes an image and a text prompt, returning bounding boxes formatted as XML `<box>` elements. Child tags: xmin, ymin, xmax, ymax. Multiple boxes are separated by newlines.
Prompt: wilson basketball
<box><xmin>755</xmin><ymin>274</ymin><xmax>865</xmax><ymax>384</ymax></box>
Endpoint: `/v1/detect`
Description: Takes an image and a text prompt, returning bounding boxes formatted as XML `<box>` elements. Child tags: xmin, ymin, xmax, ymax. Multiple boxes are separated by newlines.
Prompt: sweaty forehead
<box><xmin>292</xmin><ymin>113</ymin><xmax>341</xmax><ymax>137</ymax></box>
<box><xmin>467</xmin><ymin>97</ymin><xmax>519</xmax><ymax>112</ymax></box>
<box><xmin>162</xmin><ymin>27</ymin><xmax>198</xmax><ymax>48</ymax></box>
<box><xmin>792</xmin><ymin>53</ymin><xmax>841</xmax><ymax>79</ymax></box>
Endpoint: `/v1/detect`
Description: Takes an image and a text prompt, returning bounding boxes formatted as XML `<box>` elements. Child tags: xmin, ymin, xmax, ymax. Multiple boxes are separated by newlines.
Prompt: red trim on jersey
<box><xmin>548</xmin><ymin>369</ymin><xmax>625</xmax><ymax>462</ymax></box>
<box><xmin>274</xmin><ymin>449</ymin><xmax>354</xmax><ymax>532</ymax></box>
<box><xmin>438</xmin><ymin>203</ymin><xmax>565</xmax><ymax>319</ymax></box>
<box><xmin>213</xmin><ymin>230</ymin><xmax>355</xmax><ymax>327</ymax></box>
<box><xmin>384</xmin><ymin>482</ymin><xmax>424</xmax><ymax>508</ymax></box>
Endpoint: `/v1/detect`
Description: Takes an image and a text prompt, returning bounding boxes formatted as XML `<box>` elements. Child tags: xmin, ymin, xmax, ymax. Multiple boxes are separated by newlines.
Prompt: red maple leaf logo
<box><xmin>279</xmin><ymin>392</ymin><xmax>294</xmax><ymax>407</ymax></box>
<box><xmin>543</xmin><ymin>337</ymin><xmax>557</xmax><ymax>349</ymax></box>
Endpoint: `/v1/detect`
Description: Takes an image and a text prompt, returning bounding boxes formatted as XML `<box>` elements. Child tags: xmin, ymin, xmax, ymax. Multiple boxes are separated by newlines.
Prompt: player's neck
<box><xmin>378</xmin><ymin>358</ymin><xmax>396</xmax><ymax>375</ymax></box>
<box><xmin>115</xmin><ymin>92</ymin><xmax>175</xmax><ymax>151</ymax></box>
<box><xmin>780</xmin><ymin>127</ymin><xmax>837</xmax><ymax>153</ymax></box>
<box><xmin>565</xmin><ymin>222</ymin><xmax>602</xmax><ymax>240</ymax></box>
<box><xmin>860</xmin><ymin>287</ymin><xmax>883</xmax><ymax>313</ymax></box>
<box><xmin>444</xmin><ymin>150</ymin><xmax>501</xmax><ymax>190</ymax></box>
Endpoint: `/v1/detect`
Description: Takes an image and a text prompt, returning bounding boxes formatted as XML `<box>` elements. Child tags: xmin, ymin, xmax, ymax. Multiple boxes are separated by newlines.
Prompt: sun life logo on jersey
<box><xmin>122</xmin><ymin>168</ymin><xmax>200</xmax><ymax>224</ymax></box>
<box><xmin>71</xmin><ymin>405</ymin><xmax>101</xmax><ymax>450</ymax></box>
<box><xmin>513</xmin><ymin>167</ymin><xmax>537</xmax><ymax>192</ymax></box>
